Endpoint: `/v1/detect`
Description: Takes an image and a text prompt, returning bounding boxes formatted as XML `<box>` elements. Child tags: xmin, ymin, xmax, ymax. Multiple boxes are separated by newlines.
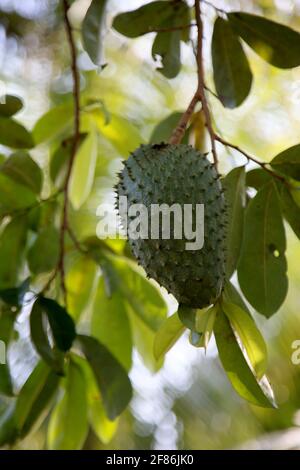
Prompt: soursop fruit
<box><xmin>116</xmin><ymin>143</ymin><xmax>227</xmax><ymax>308</ymax></box>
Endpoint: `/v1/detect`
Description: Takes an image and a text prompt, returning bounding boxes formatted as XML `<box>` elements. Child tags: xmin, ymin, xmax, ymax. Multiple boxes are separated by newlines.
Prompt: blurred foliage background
<box><xmin>1</xmin><ymin>0</ymin><xmax>300</xmax><ymax>450</ymax></box>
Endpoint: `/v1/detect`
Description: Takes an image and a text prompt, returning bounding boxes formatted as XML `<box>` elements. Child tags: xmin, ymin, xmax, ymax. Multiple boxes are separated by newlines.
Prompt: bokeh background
<box><xmin>1</xmin><ymin>0</ymin><xmax>300</xmax><ymax>450</ymax></box>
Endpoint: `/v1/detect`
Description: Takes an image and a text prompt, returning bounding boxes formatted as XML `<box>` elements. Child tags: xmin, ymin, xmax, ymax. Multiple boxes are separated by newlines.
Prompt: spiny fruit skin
<box><xmin>116</xmin><ymin>143</ymin><xmax>227</xmax><ymax>309</ymax></box>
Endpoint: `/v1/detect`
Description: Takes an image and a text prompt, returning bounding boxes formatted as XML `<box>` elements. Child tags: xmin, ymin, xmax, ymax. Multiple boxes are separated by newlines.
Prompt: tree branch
<box><xmin>169</xmin><ymin>91</ymin><xmax>200</xmax><ymax>144</ymax></box>
<box><xmin>170</xmin><ymin>1</ymin><xmax>218</xmax><ymax>168</ymax></box>
<box><xmin>214</xmin><ymin>134</ymin><xmax>287</xmax><ymax>183</ymax></box>
<box><xmin>194</xmin><ymin>0</ymin><xmax>218</xmax><ymax>168</ymax></box>
<box><xmin>54</xmin><ymin>0</ymin><xmax>81</xmax><ymax>305</ymax></box>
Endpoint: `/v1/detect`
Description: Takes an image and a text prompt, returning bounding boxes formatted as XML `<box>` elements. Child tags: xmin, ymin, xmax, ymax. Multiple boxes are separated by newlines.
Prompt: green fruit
<box><xmin>116</xmin><ymin>143</ymin><xmax>227</xmax><ymax>308</ymax></box>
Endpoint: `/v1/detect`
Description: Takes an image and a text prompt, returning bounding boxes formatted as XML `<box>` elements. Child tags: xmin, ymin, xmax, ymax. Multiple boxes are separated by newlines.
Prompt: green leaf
<box><xmin>270</xmin><ymin>144</ymin><xmax>300</xmax><ymax>181</ymax></box>
<box><xmin>246</xmin><ymin>168</ymin><xmax>272</xmax><ymax>190</ymax></box>
<box><xmin>0</xmin><ymin>402</ymin><xmax>17</xmax><ymax>447</ymax></box>
<box><xmin>0</xmin><ymin>173</ymin><xmax>36</xmax><ymax>216</ymax></box>
<box><xmin>152</xmin><ymin>30</ymin><xmax>181</xmax><ymax>78</ymax></box>
<box><xmin>82</xmin><ymin>0</ymin><xmax>108</xmax><ymax>66</ymax></box>
<box><xmin>195</xmin><ymin>305</ymin><xmax>217</xmax><ymax>349</ymax></box>
<box><xmin>27</xmin><ymin>227</ymin><xmax>60</xmax><ymax>275</ymax></box>
<box><xmin>77</xmin><ymin>335</ymin><xmax>132</xmax><ymax>420</ymax></box>
<box><xmin>0</xmin><ymin>95</ymin><xmax>23</xmax><ymax>117</ymax></box>
<box><xmin>69</xmin><ymin>129</ymin><xmax>98</xmax><ymax>209</ymax></box>
<box><xmin>153</xmin><ymin>312</ymin><xmax>185</xmax><ymax>361</ymax></box>
<box><xmin>33</xmin><ymin>102</ymin><xmax>74</xmax><ymax>145</ymax></box>
<box><xmin>127</xmin><ymin>304</ymin><xmax>160</xmax><ymax>372</ymax></box>
<box><xmin>117</xmin><ymin>259</ymin><xmax>167</xmax><ymax>331</ymax></box>
<box><xmin>212</xmin><ymin>17</ymin><xmax>252</xmax><ymax>108</ymax></box>
<box><xmin>92</xmin><ymin>277</ymin><xmax>132</xmax><ymax>371</ymax></box>
<box><xmin>112</xmin><ymin>1</ymin><xmax>188</xmax><ymax>38</ymax></box>
<box><xmin>228</xmin><ymin>12</ymin><xmax>300</xmax><ymax>69</ymax></box>
<box><xmin>277</xmin><ymin>182</ymin><xmax>300</xmax><ymax>239</ymax></box>
<box><xmin>0</xmin><ymin>364</ymin><xmax>13</xmax><ymax>396</ymax></box>
<box><xmin>92</xmin><ymin>111</ymin><xmax>142</xmax><ymax>155</ymax></box>
<box><xmin>223</xmin><ymin>281</ymin><xmax>251</xmax><ymax>315</ymax></box>
<box><xmin>80</xmin><ymin>356</ymin><xmax>118</xmax><ymax>444</ymax></box>
<box><xmin>150</xmin><ymin>112</ymin><xmax>187</xmax><ymax>144</ymax></box>
<box><xmin>66</xmin><ymin>255</ymin><xmax>98</xmax><ymax>321</ymax></box>
<box><xmin>238</xmin><ymin>181</ymin><xmax>288</xmax><ymax>317</ymax></box>
<box><xmin>50</xmin><ymin>133</ymin><xmax>86</xmax><ymax>188</ymax></box>
<box><xmin>0</xmin><ymin>151</ymin><xmax>42</xmax><ymax>194</ymax></box>
<box><xmin>47</xmin><ymin>360</ymin><xmax>88</xmax><ymax>450</ymax></box>
<box><xmin>0</xmin><ymin>278</ymin><xmax>29</xmax><ymax>309</ymax></box>
<box><xmin>38</xmin><ymin>297</ymin><xmax>76</xmax><ymax>352</ymax></box>
<box><xmin>30</xmin><ymin>300</ymin><xmax>64</xmax><ymax>373</ymax></box>
<box><xmin>214</xmin><ymin>308</ymin><xmax>276</xmax><ymax>408</ymax></box>
<box><xmin>221</xmin><ymin>299</ymin><xmax>268</xmax><ymax>379</ymax></box>
<box><xmin>0</xmin><ymin>117</ymin><xmax>34</xmax><ymax>149</ymax></box>
<box><xmin>15</xmin><ymin>361</ymin><xmax>59</xmax><ymax>437</ymax></box>
<box><xmin>223</xmin><ymin>167</ymin><xmax>246</xmax><ymax>278</ymax></box>
<box><xmin>0</xmin><ymin>217</ymin><xmax>27</xmax><ymax>289</ymax></box>
<box><xmin>95</xmin><ymin>253</ymin><xmax>167</xmax><ymax>331</ymax></box>
<box><xmin>177</xmin><ymin>305</ymin><xmax>197</xmax><ymax>330</ymax></box>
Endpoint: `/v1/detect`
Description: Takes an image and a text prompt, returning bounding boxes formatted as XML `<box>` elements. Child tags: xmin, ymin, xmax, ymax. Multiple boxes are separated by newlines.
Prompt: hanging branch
<box><xmin>43</xmin><ymin>0</ymin><xmax>81</xmax><ymax>304</ymax></box>
<box><xmin>170</xmin><ymin>1</ymin><xmax>218</xmax><ymax>168</ymax></box>
<box><xmin>169</xmin><ymin>0</ymin><xmax>289</xmax><ymax>183</ymax></box>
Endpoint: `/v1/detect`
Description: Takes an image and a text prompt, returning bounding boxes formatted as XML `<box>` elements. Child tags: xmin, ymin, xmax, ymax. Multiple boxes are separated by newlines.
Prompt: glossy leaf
<box><xmin>38</xmin><ymin>297</ymin><xmax>76</xmax><ymax>352</ymax></box>
<box><xmin>69</xmin><ymin>129</ymin><xmax>98</xmax><ymax>209</ymax></box>
<box><xmin>92</xmin><ymin>277</ymin><xmax>132</xmax><ymax>371</ymax></box>
<box><xmin>15</xmin><ymin>361</ymin><xmax>59</xmax><ymax>436</ymax></box>
<box><xmin>30</xmin><ymin>299</ymin><xmax>64</xmax><ymax>373</ymax></box>
<box><xmin>77</xmin><ymin>335</ymin><xmax>132</xmax><ymax>420</ymax></box>
<box><xmin>0</xmin><ymin>117</ymin><xmax>34</xmax><ymax>149</ymax></box>
<box><xmin>0</xmin><ymin>403</ymin><xmax>17</xmax><ymax>447</ymax></box>
<box><xmin>27</xmin><ymin>227</ymin><xmax>60</xmax><ymax>274</ymax></box>
<box><xmin>33</xmin><ymin>102</ymin><xmax>73</xmax><ymax>145</ymax></box>
<box><xmin>0</xmin><ymin>95</ymin><xmax>23</xmax><ymax>117</ymax></box>
<box><xmin>223</xmin><ymin>167</ymin><xmax>246</xmax><ymax>278</ymax></box>
<box><xmin>246</xmin><ymin>168</ymin><xmax>272</xmax><ymax>190</ymax></box>
<box><xmin>0</xmin><ymin>151</ymin><xmax>42</xmax><ymax>194</ymax></box>
<box><xmin>82</xmin><ymin>0</ymin><xmax>108</xmax><ymax>66</ymax></box>
<box><xmin>0</xmin><ymin>217</ymin><xmax>27</xmax><ymax>289</ymax></box>
<box><xmin>92</xmin><ymin>111</ymin><xmax>142</xmax><ymax>155</ymax></box>
<box><xmin>221</xmin><ymin>300</ymin><xmax>268</xmax><ymax>379</ymax></box>
<box><xmin>116</xmin><ymin>258</ymin><xmax>167</xmax><ymax>331</ymax></box>
<box><xmin>238</xmin><ymin>181</ymin><xmax>288</xmax><ymax>317</ymax></box>
<box><xmin>270</xmin><ymin>144</ymin><xmax>300</xmax><ymax>181</ymax></box>
<box><xmin>212</xmin><ymin>17</ymin><xmax>252</xmax><ymax>108</ymax></box>
<box><xmin>177</xmin><ymin>305</ymin><xmax>197</xmax><ymax>330</ymax></box>
<box><xmin>195</xmin><ymin>305</ymin><xmax>217</xmax><ymax>349</ymax></box>
<box><xmin>81</xmin><ymin>356</ymin><xmax>118</xmax><ymax>444</ymax></box>
<box><xmin>127</xmin><ymin>302</ymin><xmax>160</xmax><ymax>373</ymax></box>
<box><xmin>277</xmin><ymin>182</ymin><xmax>300</xmax><ymax>239</ymax></box>
<box><xmin>214</xmin><ymin>308</ymin><xmax>276</xmax><ymax>408</ymax></box>
<box><xmin>47</xmin><ymin>360</ymin><xmax>88</xmax><ymax>450</ymax></box>
<box><xmin>66</xmin><ymin>255</ymin><xmax>98</xmax><ymax>321</ymax></box>
<box><xmin>223</xmin><ymin>281</ymin><xmax>251</xmax><ymax>316</ymax></box>
<box><xmin>152</xmin><ymin>30</ymin><xmax>181</xmax><ymax>79</ymax></box>
<box><xmin>153</xmin><ymin>312</ymin><xmax>185</xmax><ymax>361</ymax></box>
<box><xmin>112</xmin><ymin>1</ymin><xmax>188</xmax><ymax>38</ymax></box>
<box><xmin>50</xmin><ymin>133</ymin><xmax>86</xmax><ymax>188</ymax></box>
<box><xmin>228</xmin><ymin>12</ymin><xmax>300</xmax><ymax>69</ymax></box>
<box><xmin>0</xmin><ymin>173</ymin><xmax>36</xmax><ymax>216</ymax></box>
<box><xmin>0</xmin><ymin>364</ymin><xmax>13</xmax><ymax>396</ymax></box>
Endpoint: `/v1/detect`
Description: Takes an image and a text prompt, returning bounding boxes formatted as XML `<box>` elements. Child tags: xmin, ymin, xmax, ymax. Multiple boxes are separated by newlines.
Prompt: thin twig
<box><xmin>214</xmin><ymin>134</ymin><xmax>287</xmax><ymax>183</ymax></box>
<box><xmin>169</xmin><ymin>91</ymin><xmax>200</xmax><ymax>144</ymax></box>
<box><xmin>55</xmin><ymin>0</ymin><xmax>81</xmax><ymax>306</ymax></box>
<box><xmin>195</xmin><ymin>0</ymin><xmax>218</xmax><ymax>168</ymax></box>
